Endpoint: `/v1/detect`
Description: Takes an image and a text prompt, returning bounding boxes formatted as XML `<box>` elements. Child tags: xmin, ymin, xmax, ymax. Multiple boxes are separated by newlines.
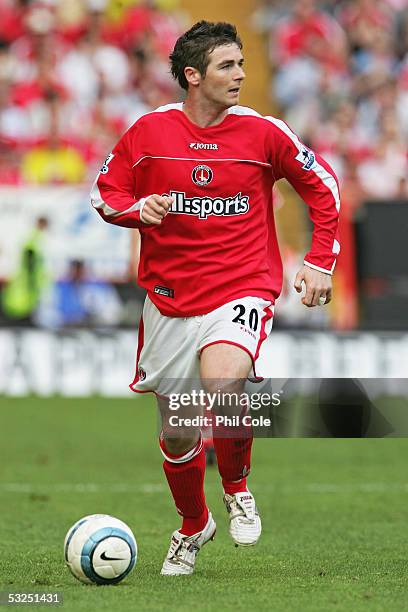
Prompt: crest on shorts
<box><xmin>192</xmin><ymin>164</ymin><xmax>213</xmax><ymax>186</ymax></box>
<box><xmin>138</xmin><ymin>367</ymin><xmax>146</xmax><ymax>381</ymax></box>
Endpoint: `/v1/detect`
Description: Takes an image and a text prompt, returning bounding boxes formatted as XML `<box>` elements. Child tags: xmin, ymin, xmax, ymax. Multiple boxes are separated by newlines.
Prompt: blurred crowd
<box><xmin>0</xmin><ymin>0</ymin><xmax>184</xmax><ymax>184</ymax></box>
<box><xmin>254</xmin><ymin>0</ymin><xmax>408</xmax><ymax>207</ymax></box>
<box><xmin>1</xmin><ymin>0</ymin><xmax>407</xmax><ymax>202</ymax></box>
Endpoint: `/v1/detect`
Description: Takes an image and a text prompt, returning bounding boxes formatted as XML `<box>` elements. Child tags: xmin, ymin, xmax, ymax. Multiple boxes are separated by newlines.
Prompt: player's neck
<box><xmin>182</xmin><ymin>98</ymin><xmax>228</xmax><ymax>128</ymax></box>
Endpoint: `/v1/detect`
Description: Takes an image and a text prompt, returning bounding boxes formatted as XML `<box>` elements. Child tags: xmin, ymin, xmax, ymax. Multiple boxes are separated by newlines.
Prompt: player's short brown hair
<box><xmin>169</xmin><ymin>21</ymin><xmax>242</xmax><ymax>91</ymax></box>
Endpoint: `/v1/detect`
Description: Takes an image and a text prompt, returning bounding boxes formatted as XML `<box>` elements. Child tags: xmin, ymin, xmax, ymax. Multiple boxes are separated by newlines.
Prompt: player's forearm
<box><xmin>292</xmin><ymin>157</ymin><xmax>340</xmax><ymax>274</ymax></box>
<box><xmin>270</xmin><ymin>121</ymin><xmax>341</xmax><ymax>274</ymax></box>
<box><xmin>94</xmin><ymin>206</ymin><xmax>144</xmax><ymax>229</ymax></box>
<box><xmin>304</xmin><ymin>211</ymin><xmax>340</xmax><ymax>275</ymax></box>
<box><xmin>91</xmin><ymin>179</ymin><xmax>145</xmax><ymax>229</ymax></box>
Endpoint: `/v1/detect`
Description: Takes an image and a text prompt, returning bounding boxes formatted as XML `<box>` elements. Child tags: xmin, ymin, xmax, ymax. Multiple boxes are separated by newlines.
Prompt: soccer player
<box><xmin>91</xmin><ymin>21</ymin><xmax>340</xmax><ymax>575</ymax></box>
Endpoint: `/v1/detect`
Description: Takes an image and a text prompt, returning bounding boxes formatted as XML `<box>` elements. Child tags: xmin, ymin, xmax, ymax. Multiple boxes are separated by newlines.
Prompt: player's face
<box><xmin>200</xmin><ymin>44</ymin><xmax>245</xmax><ymax>108</ymax></box>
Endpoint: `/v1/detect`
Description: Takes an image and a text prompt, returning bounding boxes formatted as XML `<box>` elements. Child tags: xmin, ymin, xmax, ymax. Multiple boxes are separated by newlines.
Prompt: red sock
<box><xmin>160</xmin><ymin>435</ymin><xmax>208</xmax><ymax>536</ymax></box>
<box><xmin>212</xmin><ymin>421</ymin><xmax>253</xmax><ymax>495</ymax></box>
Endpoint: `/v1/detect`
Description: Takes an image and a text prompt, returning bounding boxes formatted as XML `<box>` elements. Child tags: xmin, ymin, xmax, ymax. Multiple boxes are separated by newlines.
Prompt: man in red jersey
<box><xmin>91</xmin><ymin>21</ymin><xmax>340</xmax><ymax>575</ymax></box>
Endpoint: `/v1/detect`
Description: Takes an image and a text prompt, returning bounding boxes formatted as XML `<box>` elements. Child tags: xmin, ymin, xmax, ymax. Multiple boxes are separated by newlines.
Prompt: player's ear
<box><xmin>184</xmin><ymin>66</ymin><xmax>201</xmax><ymax>88</ymax></box>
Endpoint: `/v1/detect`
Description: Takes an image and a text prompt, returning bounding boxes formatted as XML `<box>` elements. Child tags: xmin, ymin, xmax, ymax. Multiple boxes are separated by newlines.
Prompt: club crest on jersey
<box><xmin>295</xmin><ymin>147</ymin><xmax>315</xmax><ymax>171</ymax></box>
<box><xmin>192</xmin><ymin>164</ymin><xmax>213</xmax><ymax>186</ymax></box>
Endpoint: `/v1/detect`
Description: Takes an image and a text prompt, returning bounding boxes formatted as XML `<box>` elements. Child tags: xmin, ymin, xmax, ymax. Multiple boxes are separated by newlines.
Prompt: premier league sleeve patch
<box><xmin>295</xmin><ymin>147</ymin><xmax>316</xmax><ymax>171</ymax></box>
<box><xmin>100</xmin><ymin>153</ymin><xmax>114</xmax><ymax>174</ymax></box>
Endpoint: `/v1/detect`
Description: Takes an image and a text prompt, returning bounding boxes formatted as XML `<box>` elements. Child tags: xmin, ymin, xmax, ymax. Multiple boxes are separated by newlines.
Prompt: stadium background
<box><xmin>0</xmin><ymin>0</ymin><xmax>407</xmax><ymax>395</ymax></box>
<box><xmin>0</xmin><ymin>2</ymin><xmax>408</xmax><ymax>610</ymax></box>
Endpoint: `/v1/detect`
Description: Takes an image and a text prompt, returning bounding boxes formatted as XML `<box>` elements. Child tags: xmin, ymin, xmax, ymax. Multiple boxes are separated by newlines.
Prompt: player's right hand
<box><xmin>140</xmin><ymin>194</ymin><xmax>173</xmax><ymax>225</ymax></box>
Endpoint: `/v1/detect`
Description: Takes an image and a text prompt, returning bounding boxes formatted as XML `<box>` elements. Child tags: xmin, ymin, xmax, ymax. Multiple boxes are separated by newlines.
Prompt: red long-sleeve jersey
<box><xmin>91</xmin><ymin>103</ymin><xmax>340</xmax><ymax>317</ymax></box>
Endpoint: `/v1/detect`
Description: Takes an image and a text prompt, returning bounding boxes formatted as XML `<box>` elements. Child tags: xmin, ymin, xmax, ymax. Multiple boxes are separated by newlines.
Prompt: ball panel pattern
<box><xmin>64</xmin><ymin>515</ymin><xmax>137</xmax><ymax>585</ymax></box>
<box><xmin>81</xmin><ymin>528</ymin><xmax>137</xmax><ymax>584</ymax></box>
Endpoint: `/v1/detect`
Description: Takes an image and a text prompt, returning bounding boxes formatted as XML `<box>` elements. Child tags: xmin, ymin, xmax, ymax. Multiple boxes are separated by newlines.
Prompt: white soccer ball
<box><xmin>64</xmin><ymin>514</ymin><xmax>137</xmax><ymax>584</ymax></box>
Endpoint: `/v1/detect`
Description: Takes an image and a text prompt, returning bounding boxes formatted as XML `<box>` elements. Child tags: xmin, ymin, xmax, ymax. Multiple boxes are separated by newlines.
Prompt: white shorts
<box><xmin>130</xmin><ymin>295</ymin><xmax>274</xmax><ymax>397</ymax></box>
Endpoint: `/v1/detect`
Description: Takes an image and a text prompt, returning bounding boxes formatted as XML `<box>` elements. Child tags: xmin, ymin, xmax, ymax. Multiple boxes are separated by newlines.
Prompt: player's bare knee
<box><xmin>162</xmin><ymin>435</ymin><xmax>199</xmax><ymax>456</ymax></box>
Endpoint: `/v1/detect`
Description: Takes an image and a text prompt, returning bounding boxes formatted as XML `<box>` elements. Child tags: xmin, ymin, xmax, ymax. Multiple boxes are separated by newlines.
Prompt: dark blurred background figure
<box><xmin>1</xmin><ymin>216</ymin><xmax>49</xmax><ymax>324</ymax></box>
<box><xmin>35</xmin><ymin>258</ymin><xmax>123</xmax><ymax>329</ymax></box>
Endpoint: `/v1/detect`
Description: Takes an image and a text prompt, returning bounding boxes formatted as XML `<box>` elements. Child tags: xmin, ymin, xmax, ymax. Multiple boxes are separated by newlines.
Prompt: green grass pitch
<box><xmin>1</xmin><ymin>396</ymin><xmax>408</xmax><ymax>611</ymax></box>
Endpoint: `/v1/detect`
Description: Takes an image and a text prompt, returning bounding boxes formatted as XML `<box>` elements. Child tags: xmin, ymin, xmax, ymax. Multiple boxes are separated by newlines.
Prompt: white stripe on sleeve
<box><xmin>265</xmin><ymin>116</ymin><xmax>341</xmax><ymax>212</ymax></box>
<box><xmin>304</xmin><ymin>260</ymin><xmax>335</xmax><ymax>275</ymax></box>
<box><xmin>90</xmin><ymin>178</ymin><xmax>144</xmax><ymax>218</ymax></box>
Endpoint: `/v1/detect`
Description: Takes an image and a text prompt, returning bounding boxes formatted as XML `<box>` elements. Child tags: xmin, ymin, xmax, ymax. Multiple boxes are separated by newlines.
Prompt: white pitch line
<box><xmin>1</xmin><ymin>482</ymin><xmax>408</xmax><ymax>494</ymax></box>
<box><xmin>0</xmin><ymin>483</ymin><xmax>166</xmax><ymax>494</ymax></box>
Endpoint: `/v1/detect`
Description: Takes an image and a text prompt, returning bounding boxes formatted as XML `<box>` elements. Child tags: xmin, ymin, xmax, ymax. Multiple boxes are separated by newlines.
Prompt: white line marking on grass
<box><xmin>0</xmin><ymin>483</ymin><xmax>166</xmax><ymax>494</ymax></box>
<box><xmin>1</xmin><ymin>483</ymin><xmax>408</xmax><ymax>494</ymax></box>
<box><xmin>304</xmin><ymin>483</ymin><xmax>408</xmax><ymax>493</ymax></box>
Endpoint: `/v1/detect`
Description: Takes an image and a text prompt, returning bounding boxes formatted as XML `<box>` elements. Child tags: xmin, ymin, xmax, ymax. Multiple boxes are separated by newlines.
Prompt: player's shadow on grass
<box><xmin>255</xmin><ymin>379</ymin><xmax>394</xmax><ymax>437</ymax></box>
<box><xmin>317</xmin><ymin>379</ymin><xmax>393</xmax><ymax>437</ymax></box>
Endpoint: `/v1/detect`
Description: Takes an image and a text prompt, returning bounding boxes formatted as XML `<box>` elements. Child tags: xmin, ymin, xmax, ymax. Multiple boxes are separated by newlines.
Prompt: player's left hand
<box><xmin>293</xmin><ymin>265</ymin><xmax>332</xmax><ymax>307</ymax></box>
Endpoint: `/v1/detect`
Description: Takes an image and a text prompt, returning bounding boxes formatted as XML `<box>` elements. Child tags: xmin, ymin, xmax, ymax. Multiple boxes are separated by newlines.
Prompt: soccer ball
<box><xmin>64</xmin><ymin>514</ymin><xmax>137</xmax><ymax>584</ymax></box>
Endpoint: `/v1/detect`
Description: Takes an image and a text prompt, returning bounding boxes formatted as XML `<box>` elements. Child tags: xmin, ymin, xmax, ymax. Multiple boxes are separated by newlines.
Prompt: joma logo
<box><xmin>189</xmin><ymin>142</ymin><xmax>218</xmax><ymax>150</ymax></box>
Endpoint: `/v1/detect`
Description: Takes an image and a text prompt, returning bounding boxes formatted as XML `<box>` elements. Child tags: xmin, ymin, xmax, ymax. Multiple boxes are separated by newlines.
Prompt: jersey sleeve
<box><xmin>267</xmin><ymin>117</ymin><xmax>340</xmax><ymax>275</ymax></box>
<box><xmin>90</xmin><ymin>126</ymin><xmax>145</xmax><ymax>229</ymax></box>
